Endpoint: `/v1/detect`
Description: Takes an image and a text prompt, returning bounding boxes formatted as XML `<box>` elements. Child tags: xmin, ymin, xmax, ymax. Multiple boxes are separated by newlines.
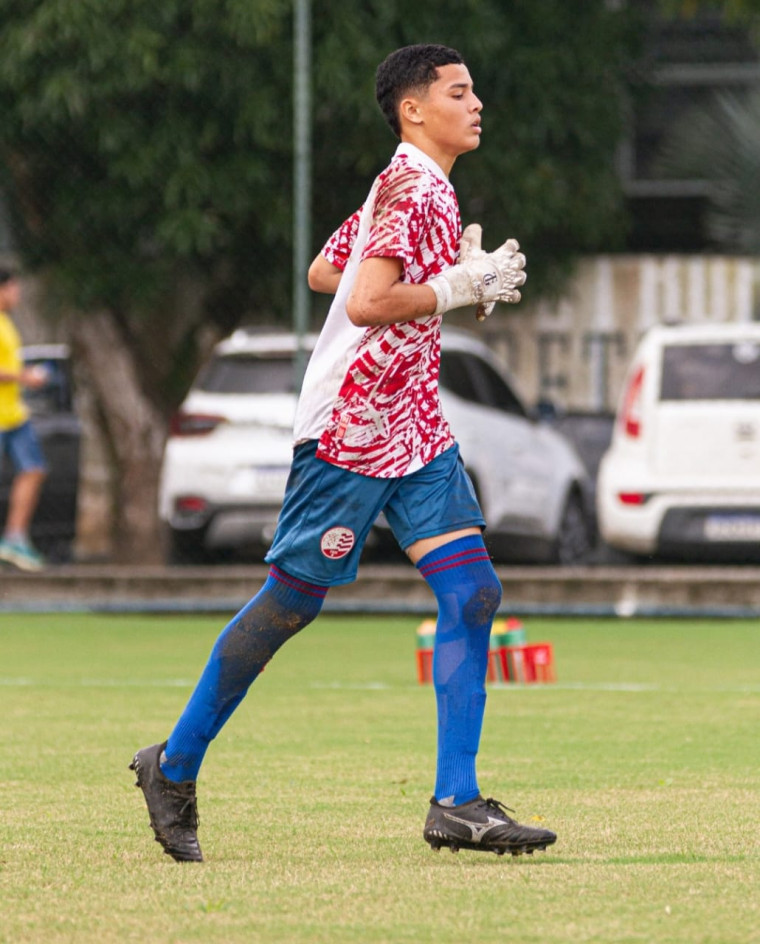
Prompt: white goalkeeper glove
<box><xmin>427</xmin><ymin>224</ymin><xmax>526</xmax><ymax>318</ymax></box>
<box><xmin>458</xmin><ymin>223</ymin><xmax>495</xmax><ymax>321</ymax></box>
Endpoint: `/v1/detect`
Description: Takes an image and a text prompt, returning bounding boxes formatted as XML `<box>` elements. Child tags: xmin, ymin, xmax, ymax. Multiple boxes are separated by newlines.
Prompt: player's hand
<box><xmin>458</xmin><ymin>224</ymin><xmax>494</xmax><ymax>321</ymax></box>
<box><xmin>428</xmin><ymin>231</ymin><xmax>526</xmax><ymax>316</ymax></box>
<box><xmin>458</xmin><ymin>223</ymin><xmax>486</xmax><ymax>265</ymax></box>
<box><xmin>20</xmin><ymin>365</ymin><xmax>48</xmax><ymax>389</ymax></box>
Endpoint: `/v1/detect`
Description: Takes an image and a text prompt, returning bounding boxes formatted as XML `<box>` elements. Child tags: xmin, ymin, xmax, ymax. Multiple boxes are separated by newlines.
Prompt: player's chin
<box><xmin>451</xmin><ymin>133</ymin><xmax>481</xmax><ymax>158</ymax></box>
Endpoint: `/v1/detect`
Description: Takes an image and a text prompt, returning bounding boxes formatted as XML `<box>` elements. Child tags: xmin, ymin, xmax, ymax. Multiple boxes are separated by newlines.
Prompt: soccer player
<box><xmin>130</xmin><ymin>43</ymin><xmax>556</xmax><ymax>862</ymax></box>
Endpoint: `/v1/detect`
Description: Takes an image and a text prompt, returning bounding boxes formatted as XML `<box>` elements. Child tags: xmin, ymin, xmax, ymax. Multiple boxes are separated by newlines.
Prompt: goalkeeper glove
<box><xmin>458</xmin><ymin>223</ymin><xmax>494</xmax><ymax>321</ymax></box>
<box><xmin>428</xmin><ymin>226</ymin><xmax>526</xmax><ymax>317</ymax></box>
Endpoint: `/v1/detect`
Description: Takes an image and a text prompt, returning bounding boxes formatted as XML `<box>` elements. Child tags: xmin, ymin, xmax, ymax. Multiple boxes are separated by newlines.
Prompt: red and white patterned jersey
<box><xmin>293</xmin><ymin>143</ymin><xmax>459</xmax><ymax>478</ymax></box>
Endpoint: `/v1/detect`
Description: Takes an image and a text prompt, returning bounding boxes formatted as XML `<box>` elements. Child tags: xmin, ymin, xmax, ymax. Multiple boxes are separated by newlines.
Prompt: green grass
<box><xmin>1</xmin><ymin>612</ymin><xmax>759</xmax><ymax>944</ymax></box>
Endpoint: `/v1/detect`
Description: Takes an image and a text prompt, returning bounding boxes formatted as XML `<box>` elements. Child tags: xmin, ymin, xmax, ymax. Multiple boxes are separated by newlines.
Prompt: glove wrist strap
<box><xmin>428</xmin><ymin>276</ymin><xmax>452</xmax><ymax>316</ymax></box>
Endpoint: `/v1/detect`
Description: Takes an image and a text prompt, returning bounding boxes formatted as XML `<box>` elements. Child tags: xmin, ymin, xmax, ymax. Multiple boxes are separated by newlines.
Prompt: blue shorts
<box><xmin>265</xmin><ymin>441</ymin><xmax>485</xmax><ymax>586</ymax></box>
<box><xmin>0</xmin><ymin>421</ymin><xmax>47</xmax><ymax>474</ymax></box>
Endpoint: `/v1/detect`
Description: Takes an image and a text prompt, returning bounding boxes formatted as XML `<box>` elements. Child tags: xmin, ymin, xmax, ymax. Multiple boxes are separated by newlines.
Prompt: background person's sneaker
<box><xmin>129</xmin><ymin>742</ymin><xmax>203</xmax><ymax>862</ymax></box>
<box><xmin>424</xmin><ymin>795</ymin><xmax>557</xmax><ymax>856</ymax></box>
<box><xmin>0</xmin><ymin>538</ymin><xmax>45</xmax><ymax>572</ymax></box>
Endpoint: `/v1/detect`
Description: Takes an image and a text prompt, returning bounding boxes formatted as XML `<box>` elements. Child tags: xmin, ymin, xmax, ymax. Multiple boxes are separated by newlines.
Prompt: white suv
<box><xmin>597</xmin><ymin>322</ymin><xmax>760</xmax><ymax>559</ymax></box>
<box><xmin>160</xmin><ymin>327</ymin><xmax>592</xmax><ymax>564</ymax></box>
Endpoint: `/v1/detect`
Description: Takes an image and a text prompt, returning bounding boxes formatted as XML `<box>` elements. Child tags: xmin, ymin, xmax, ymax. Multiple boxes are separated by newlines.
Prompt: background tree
<box><xmin>0</xmin><ymin>0</ymin><xmax>639</xmax><ymax>562</ymax></box>
<box><xmin>659</xmin><ymin>0</ymin><xmax>760</xmax><ymax>17</ymax></box>
<box><xmin>655</xmin><ymin>89</ymin><xmax>760</xmax><ymax>251</ymax></box>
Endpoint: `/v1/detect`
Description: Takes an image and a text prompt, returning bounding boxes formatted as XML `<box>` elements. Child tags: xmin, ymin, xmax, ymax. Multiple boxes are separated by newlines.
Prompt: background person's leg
<box><xmin>5</xmin><ymin>467</ymin><xmax>46</xmax><ymax>538</ymax></box>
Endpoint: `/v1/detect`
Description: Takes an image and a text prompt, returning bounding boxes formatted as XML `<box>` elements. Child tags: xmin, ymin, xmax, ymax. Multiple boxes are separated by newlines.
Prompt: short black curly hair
<box><xmin>375</xmin><ymin>44</ymin><xmax>465</xmax><ymax>139</ymax></box>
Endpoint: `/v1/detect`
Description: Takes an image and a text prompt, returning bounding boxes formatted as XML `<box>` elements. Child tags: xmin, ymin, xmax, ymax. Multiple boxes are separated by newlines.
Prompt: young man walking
<box><xmin>131</xmin><ymin>44</ymin><xmax>556</xmax><ymax>862</ymax></box>
<box><xmin>0</xmin><ymin>268</ymin><xmax>48</xmax><ymax>571</ymax></box>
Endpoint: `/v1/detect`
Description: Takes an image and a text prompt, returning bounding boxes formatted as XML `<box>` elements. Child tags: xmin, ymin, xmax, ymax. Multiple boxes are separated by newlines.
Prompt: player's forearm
<box><xmin>346</xmin><ymin>256</ymin><xmax>437</xmax><ymax>327</ymax></box>
<box><xmin>346</xmin><ymin>280</ymin><xmax>437</xmax><ymax>327</ymax></box>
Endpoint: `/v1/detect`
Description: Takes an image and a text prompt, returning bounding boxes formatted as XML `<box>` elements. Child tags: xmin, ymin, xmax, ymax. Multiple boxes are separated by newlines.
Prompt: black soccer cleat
<box><xmin>129</xmin><ymin>742</ymin><xmax>203</xmax><ymax>862</ymax></box>
<box><xmin>423</xmin><ymin>795</ymin><xmax>557</xmax><ymax>856</ymax></box>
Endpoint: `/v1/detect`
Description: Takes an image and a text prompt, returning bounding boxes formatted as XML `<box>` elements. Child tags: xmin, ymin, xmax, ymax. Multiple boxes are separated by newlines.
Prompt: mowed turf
<box><xmin>0</xmin><ymin>610</ymin><xmax>758</xmax><ymax>944</ymax></box>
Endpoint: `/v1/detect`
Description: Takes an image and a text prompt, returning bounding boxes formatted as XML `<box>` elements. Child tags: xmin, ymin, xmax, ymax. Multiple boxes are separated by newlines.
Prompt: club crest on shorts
<box><xmin>320</xmin><ymin>526</ymin><xmax>355</xmax><ymax>559</ymax></box>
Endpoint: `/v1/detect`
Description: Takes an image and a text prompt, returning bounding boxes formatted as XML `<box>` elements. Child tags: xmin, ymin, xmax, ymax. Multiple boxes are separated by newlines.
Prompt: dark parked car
<box><xmin>0</xmin><ymin>344</ymin><xmax>81</xmax><ymax>561</ymax></box>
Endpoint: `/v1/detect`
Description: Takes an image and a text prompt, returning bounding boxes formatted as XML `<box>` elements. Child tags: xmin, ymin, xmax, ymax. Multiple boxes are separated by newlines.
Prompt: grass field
<box><xmin>0</xmin><ymin>610</ymin><xmax>758</xmax><ymax>944</ymax></box>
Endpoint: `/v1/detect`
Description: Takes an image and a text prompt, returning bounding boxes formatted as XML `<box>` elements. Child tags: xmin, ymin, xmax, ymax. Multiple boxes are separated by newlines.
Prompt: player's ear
<box><xmin>399</xmin><ymin>95</ymin><xmax>424</xmax><ymax>127</ymax></box>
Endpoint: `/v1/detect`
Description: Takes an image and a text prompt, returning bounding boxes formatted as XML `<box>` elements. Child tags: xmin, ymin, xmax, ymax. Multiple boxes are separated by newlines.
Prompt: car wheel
<box><xmin>552</xmin><ymin>492</ymin><xmax>591</xmax><ymax>565</ymax></box>
<box><xmin>37</xmin><ymin>539</ymin><xmax>75</xmax><ymax>564</ymax></box>
<box><xmin>168</xmin><ymin>528</ymin><xmax>210</xmax><ymax>565</ymax></box>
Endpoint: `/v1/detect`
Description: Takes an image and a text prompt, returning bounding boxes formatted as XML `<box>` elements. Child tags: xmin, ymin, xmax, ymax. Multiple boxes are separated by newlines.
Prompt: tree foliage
<box><xmin>0</xmin><ymin>1</ymin><xmax>639</xmax><ymax>385</ymax></box>
<box><xmin>0</xmin><ymin>0</ymin><xmax>295</xmax><ymax>407</ymax></box>
<box><xmin>659</xmin><ymin>0</ymin><xmax>760</xmax><ymax>17</ymax></box>
<box><xmin>656</xmin><ymin>90</ymin><xmax>760</xmax><ymax>251</ymax></box>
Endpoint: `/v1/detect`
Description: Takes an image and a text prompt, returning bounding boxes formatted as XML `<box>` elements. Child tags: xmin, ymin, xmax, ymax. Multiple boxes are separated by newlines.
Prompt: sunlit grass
<box><xmin>1</xmin><ymin>613</ymin><xmax>758</xmax><ymax>943</ymax></box>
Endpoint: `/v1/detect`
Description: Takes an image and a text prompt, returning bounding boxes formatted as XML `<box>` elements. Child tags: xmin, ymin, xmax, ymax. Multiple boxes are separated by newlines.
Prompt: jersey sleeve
<box><xmin>361</xmin><ymin>164</ymin><xmax>432</xmax><ymax>273</ymax></box>
<box><xmin>321</xmin><ymin>208</ymin><xmax>362</xmax><ymax>272</ymax></box>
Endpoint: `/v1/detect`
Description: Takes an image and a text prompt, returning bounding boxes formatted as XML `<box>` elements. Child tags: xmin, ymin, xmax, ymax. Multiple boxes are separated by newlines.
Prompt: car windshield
<box><xmin>195</xmin><ymin>354</ymin><xmax>297</xmax><ymax>395</ymax></box>
<box><xmin>660</xmin><ymin>342</ymin><xmax>760</xmax><ymax>400</ymax></box>
<box><xmin>439</xmin><ymin>350</ymin><xmax>527</xmax><ymax>418</ymax></box>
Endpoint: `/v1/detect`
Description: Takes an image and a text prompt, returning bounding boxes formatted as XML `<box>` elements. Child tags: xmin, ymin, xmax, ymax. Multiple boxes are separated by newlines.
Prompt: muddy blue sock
<box><xmin>417</xmin><ymin>535</ymin><xmax>502</xmax><ymax>806</ymax></box>
<box><xmin>161</xmin><ymin>565</ymin><xmax>327</xmax><ymax>782</ymax></box>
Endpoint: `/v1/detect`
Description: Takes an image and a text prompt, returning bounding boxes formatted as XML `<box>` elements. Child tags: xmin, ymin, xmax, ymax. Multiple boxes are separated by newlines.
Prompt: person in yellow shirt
<box><xmin>0</xmin><ymin>268</ymin><xmax>48</xmax><ymax>571</ymax></box>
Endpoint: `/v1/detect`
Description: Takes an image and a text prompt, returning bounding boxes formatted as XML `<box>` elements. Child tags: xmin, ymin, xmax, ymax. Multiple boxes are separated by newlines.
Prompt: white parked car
<box><xmin>160</xmin><ymin>326</ymin><xmax>593</xmax><ymax>564</ymax></box>
<box><xmin>597</xmin><ymin>322</ymin><xmax>760</xmax><ymax>559</ymax></box>
<box><xmin>159</xmin><ymin>330</ymin><xmax>311</xmax><ymax>562</ymax></box>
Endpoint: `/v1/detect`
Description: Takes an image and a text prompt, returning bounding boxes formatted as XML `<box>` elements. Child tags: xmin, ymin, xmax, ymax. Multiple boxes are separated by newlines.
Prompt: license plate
<box><xmin>229</xmin><ymin>466</ymin><xmax>289</xmax><ymax>498</ymax></box>
<box><xmin>704</xmin><ymin>514</ymin><xmax>760</xmax><ymax>541</ymax></box>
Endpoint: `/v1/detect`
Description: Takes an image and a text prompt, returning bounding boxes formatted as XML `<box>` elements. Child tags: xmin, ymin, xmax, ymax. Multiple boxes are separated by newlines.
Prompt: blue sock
<box><xmin>161</xmin><ymin>565</ymin><xmax>327</xmax><ymax>782</ymax></box>
<box><xmin>417</xmin><ymin>535</ymin><xmax>502</xmax><ymax>806</ymax></box>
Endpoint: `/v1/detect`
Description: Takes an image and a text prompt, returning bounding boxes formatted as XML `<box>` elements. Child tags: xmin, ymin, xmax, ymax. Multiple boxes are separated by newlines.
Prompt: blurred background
<box><xmin>1</xmin><ymin>0</ymin><xmax>759</xmax><ymax>567</ymax></box>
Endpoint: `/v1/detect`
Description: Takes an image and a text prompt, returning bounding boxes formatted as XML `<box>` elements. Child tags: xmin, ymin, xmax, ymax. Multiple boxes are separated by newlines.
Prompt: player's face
<box><xmin>411</xmin><ymin>63</ymin><xmax>483</xmax><ymax>162</ymax></box>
